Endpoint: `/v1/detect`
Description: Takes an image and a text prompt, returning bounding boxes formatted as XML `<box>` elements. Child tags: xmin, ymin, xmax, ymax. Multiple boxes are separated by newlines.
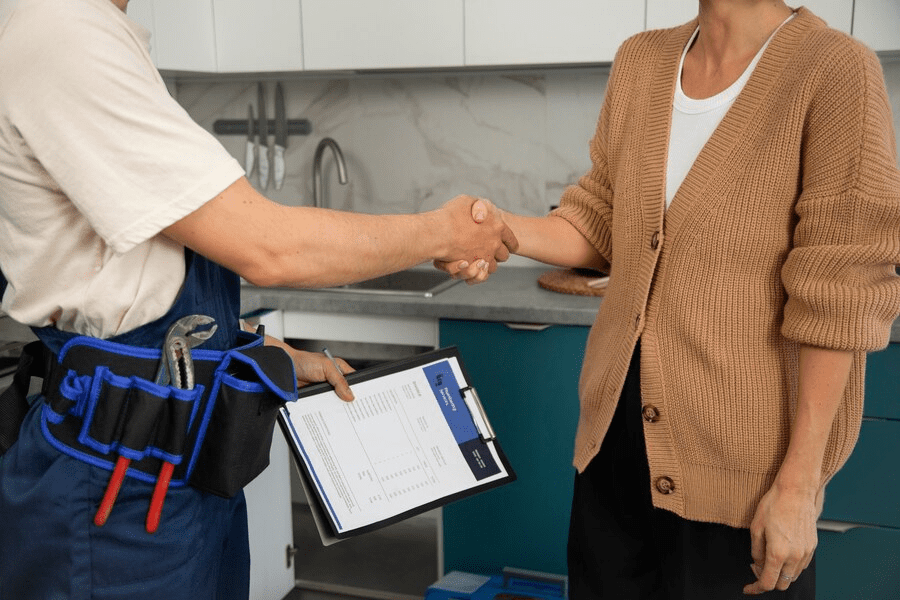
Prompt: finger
<box><xmin>749</xmin><ymin>524</ymin><xmax>766</xmax><ymax>571</ymax></box>
<box><xmin>325</xmin><ymin>357</ymin><xmax>354</xmax><ymax>402</ymax></box>
<box><xmin>774</xmin><ymin>562</ymin><xmax>802</xmax><ymax>592</ymax></box>
<box><xmin>500</xmin><ymin>222</ymin><xmax>519</xmax><ymax>254</ymax></box>
<box><xmin>433</xmin><ymin>259</ymin><xmax>454</xmax><ymax>274</ymax></box>
<box><xmin>465</xmin><ymin>261</ymin><xmax>491</xmax><ymax>285</ymax></box>
<box><xmin>743</xmin><ymin>527</ymin><xmax>769</xmax><ymax>595</ymax></box>
<box><xmin>750</xmin><ymin>550</ymin><xmax>785</xmax><ymax>595</ymax></box>
<box><xmin>493</xmin><ymin>243</ymin><xmax>510</xmax><ymax>263</ymax></box>
<box><xmin>471</xmin><ymin>199</ymin><xmax>487</xmax><ymax>223</ymax></box>
<box><xmin>455</xmin><ymin>260</ymin><xmax>483</xmax><ymax>281</ymax></box>
<box><xmin>434</xmin><ymin>259</ymin><xmax>469</xmax><ymax>276</ymax></box>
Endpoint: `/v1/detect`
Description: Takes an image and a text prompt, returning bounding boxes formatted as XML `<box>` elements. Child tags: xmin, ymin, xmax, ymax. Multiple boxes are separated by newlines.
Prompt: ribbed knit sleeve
<box><xmin>781</xmin><ymin>35</ymin><xmax>900</xmax><ymax>351</ymax></box>
<box><xmin>552</xmin><ymin>44</ymin><xmax>630</xmax><ymax>269</ymax></box>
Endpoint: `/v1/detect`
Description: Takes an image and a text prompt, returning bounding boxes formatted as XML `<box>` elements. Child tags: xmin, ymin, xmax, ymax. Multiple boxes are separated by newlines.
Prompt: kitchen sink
<box><xmin>318</xmin><ymin>268</ymin><xmax>460</xmax><ymax>298</ymax></box>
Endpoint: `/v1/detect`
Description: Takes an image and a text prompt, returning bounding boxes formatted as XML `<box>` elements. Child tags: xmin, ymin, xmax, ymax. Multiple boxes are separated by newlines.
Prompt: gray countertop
<box><xmin>240</xmin><ymin>266</ymin><xmax>602</xmax><ymax>327</ymax></box>
<box><xmin>241</xmin><ymin>266</ymin><xmax>900</xmax><ymax>342</ymax></box>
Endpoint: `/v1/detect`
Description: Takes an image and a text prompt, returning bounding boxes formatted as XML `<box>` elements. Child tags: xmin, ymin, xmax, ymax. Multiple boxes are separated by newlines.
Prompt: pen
<box><xmin>322</xmin><ymin>347</ymin><xmax>340</xmax><ymax>372</ymax></box>
<box><xmin>322</xmin><ymin>347</ymin><xmax>354</xmax><ymax>400</ymax></box>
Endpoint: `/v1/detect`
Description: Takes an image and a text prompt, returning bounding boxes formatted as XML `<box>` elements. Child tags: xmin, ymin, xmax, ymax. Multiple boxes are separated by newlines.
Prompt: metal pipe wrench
<box><xmin>146</xmin><ymin>315</ymin><xmax>217</xmax><ymax>533</ymax></box>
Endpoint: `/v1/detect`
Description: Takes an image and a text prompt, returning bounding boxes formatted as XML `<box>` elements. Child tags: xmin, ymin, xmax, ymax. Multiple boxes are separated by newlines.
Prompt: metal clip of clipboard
<box><xmin>460</xmin><ymin>386</ymin><xmax>496</xmax><ymax>442</ymax></box>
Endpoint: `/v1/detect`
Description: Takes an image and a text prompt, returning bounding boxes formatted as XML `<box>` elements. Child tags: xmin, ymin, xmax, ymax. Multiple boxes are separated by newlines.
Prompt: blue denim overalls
<box><xmin>0</xmin><ymin>252</ymin><xmax>258</xmax><ymax>600</ymax></box>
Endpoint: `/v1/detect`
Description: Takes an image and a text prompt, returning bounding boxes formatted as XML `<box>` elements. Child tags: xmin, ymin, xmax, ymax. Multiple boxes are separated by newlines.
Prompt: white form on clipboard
<box><xmin>278</xmin><ymin>346</ymin><xmax>516</xmax><ymax>545</ymax></box>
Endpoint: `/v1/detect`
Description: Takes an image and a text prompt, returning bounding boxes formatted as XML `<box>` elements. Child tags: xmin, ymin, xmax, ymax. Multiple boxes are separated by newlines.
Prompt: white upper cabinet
<box><xmin>301</xmin><ymin>0</ymin><xmax>464</xmax><ymax>70</ymax></box>
<box><xmin>129</xmin><ymin>0</ymin><xmax>898</xmax><ymax>74</ymax></box>
<box><xmin>647</xmin><ymin>1</ymin><xmax>852</xmax><ymax>34</ymax></box>
<box><xmin>151</xmin><ymin>0</ymin><xmax>218</xmax><ymax>72</ymax></box>
<box><xmin>213</xmin><ymin>0</ymin><xmax>303</xmax><ymax>72</ymax></box>
<box><xmin>465</xmin><ymin>0</ymin><xmax>645</xmax><ymax>66</ymax></box>
<box><xmin>853</xmin><ymin>0</ymin><xmax>900</xmax><ymax>52</ymax></box>
<box><xmin>645</xmin><ymin>0</ymin><xmax>695</xmax><ymax>30</ymax></box>
<box><xmin>126</xmin><ymin>0</ymin><xmax>158</xmax><ymax>65</ymax></box>
<box><xmin>802</xmin><ymin>0</ymin><xmax>852</xmax><ymax>34</ymax></box>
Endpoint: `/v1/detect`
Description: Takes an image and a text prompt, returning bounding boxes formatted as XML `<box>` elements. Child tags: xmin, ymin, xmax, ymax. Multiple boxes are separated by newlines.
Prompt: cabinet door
<box><xmin>126</xmin><ymin>1</ymin><xmax>158</xmax><ymax>66</ymax></box>
<box><xmin>647</xmin><ymin>1</ymin><xmax>853</xmax><ymax>35</ymax></box>
<box><xmin>816</xmin><ymin>524</ymin><xmax>900</xmax><ymax>600</ymax></box>
<box><xmin>801</xmin><ymin>0</ymin><xmax>852</xmax><ymax>34</ymax></box>
<box><xmin>214</xmin><ymin>0</ymin><xmax>303</xmax><ymax>72</ymax></box>
<box><xmin>465</xmin><ymin>0</ymin><xmax>644</xmax><ymax>66</ymax></box>
<box><xmin>151</xmin><ymin>0</ymin><xmax>217</xmax><ymax>72</ymax></box>
<box><xmin>820</xmin><ymin>419</ymin><xmax>900</xmax><ymax>529</ymax></box>
<box><xmin>865</xmin><ymin>344</ymin><xmax>900</xmax><ymax>420</ymax></box>
<box><xmin>439</xmin><ymin>319</ymin><xmax>589</xmax><ymax>576</ymax></box>
<box><xmin>645</xmin><ymin>0</ymin><xmax>695</xmax><ymax>30</ymax></box>
<box><xmin>853</xmin><ymin>0</ymin><xmax>900</xmax><ymax>52</ymax></box>
<box><xmin>302</xmin><ymin>0</ymin><xmax>464</xmax><ymax>70</ymax></box>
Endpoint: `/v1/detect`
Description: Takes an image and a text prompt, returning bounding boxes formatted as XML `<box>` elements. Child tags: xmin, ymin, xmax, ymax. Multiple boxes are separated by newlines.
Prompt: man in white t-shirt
<box><xmin>0</xmin><ymin>0</ymin><xmax>516</xmax><ymax>598</ymax></box>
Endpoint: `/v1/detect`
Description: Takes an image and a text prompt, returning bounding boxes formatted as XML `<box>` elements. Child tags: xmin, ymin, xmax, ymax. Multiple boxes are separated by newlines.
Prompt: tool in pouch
<box><xmin>94</xmin><ymin>315</ymin><xmax>217</xmax><ymax>531</ymax></box>
<box><xmin>38</xmin><ymin>316</ymin><xmax>297</xmax><ymax>532</ymax></box>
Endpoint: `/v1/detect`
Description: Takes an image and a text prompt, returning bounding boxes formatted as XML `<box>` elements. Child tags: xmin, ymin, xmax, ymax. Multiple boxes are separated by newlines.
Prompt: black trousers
<box><xmin>567</xmin><ymin>346</ymin><xmax>815</xmax><ymax>599</ymax></box>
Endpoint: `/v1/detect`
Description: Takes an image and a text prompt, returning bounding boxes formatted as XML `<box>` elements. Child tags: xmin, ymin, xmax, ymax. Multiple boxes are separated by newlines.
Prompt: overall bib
<box><xmin>0</xmin><ymin>252</ymin><xmax>257</xmax><ymax>600</ymax></box>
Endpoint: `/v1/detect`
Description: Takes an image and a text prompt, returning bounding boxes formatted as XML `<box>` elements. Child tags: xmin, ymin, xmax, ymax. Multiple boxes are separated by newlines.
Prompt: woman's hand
<box><xmin>743</xmin><ymin>482</ymin><xmax>819</xmax><ymax>595</ymax></box>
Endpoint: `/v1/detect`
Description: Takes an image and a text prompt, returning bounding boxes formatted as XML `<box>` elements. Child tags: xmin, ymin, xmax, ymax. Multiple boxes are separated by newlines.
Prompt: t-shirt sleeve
<box><xmin>6</xmin><ymin>5</ymin><xmax>244</xmax><ymax>254</ymax></box>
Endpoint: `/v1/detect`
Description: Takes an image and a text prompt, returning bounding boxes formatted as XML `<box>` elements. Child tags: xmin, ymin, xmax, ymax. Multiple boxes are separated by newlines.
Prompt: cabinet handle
<box><xmin>503</xmin><ymin>323</ymin><xmax>552</xmax><ymax>332</ymax></box>
<box><xmin>816</xmin><ymin>519</ymin><xmax>863</xmax><ymax>533</ymax></box>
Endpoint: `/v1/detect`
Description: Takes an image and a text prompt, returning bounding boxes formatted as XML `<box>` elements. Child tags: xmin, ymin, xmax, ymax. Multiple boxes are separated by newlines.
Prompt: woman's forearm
<box><xmin>774</xmin><ymin>345</ymin><xmax>855</xmax><ymax>494</ymax></box>
<box><xmin>502</xmin><ymin>212</ymin><xmax>607</xmax><ymax>271</ymax></box>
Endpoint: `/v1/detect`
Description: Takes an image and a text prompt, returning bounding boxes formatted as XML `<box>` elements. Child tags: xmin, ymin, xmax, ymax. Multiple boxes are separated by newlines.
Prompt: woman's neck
<box><xmin>683</xmin><ymin>0</ymin><xmax>793</xmax><ymax>98</ymax></box>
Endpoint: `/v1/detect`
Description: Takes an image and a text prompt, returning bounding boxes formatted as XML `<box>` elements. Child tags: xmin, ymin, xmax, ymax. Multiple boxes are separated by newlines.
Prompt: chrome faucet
<box><xmin>312</xmin><ymin>137</ymin><xmax>348</xmax><ymax>208</ymax></box>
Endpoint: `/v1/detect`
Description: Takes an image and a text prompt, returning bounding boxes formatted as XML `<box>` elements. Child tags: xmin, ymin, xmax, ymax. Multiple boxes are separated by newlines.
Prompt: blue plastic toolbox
<box><xmin>425</xmin><ymin>567</ymin><xmax>568</xmax><ymax>600</ymax></box>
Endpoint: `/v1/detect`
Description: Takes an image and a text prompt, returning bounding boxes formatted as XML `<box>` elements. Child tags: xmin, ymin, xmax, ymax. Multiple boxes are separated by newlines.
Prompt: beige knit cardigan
<box><xmin>555</xmin><ymin>7</ymin><xmax>900</xmax><ymax>528</ymax></box>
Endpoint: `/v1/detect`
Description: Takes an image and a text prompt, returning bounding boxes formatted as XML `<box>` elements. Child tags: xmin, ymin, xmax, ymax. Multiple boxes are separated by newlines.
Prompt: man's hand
<box><xmin>433</xmin><ymin>195</ymin><xmax>517</xmax><ymax>284</ymax></box>
<box><xmin>284</xmin><ymin>346</ymin><xmax>355</xmax><ymax>402</ymax></box>
<box><xmin>249</xmin><ymin>324</ymin><xmax>355</xmax><ymax>401</ymax></box>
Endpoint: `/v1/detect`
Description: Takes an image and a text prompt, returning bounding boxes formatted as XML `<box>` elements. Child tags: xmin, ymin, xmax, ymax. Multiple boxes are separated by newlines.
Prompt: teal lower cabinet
<box><xmin>816</xmin><ymin>343</ymin><xmax>900</xmax><ymax>599</ymax></box>
<box><xmin>816</xmin><ymin>523</ymin><xmax>900</xmax><ymax>600</ymax></box>
<box><xmin>439</xmin><ymin>319</ymin><xmax>589</xmax><ymax>578</ymax></box>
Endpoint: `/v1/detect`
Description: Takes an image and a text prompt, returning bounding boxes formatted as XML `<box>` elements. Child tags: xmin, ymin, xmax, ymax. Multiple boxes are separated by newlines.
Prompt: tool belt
<box><xmin>1</xmin><ymin>330</ymin><xmax>296</xmax><ymax>498</ymax></box>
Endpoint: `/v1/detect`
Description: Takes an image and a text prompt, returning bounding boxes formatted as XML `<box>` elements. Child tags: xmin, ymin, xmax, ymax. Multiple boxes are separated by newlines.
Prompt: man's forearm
<box><xmin>163</xmin><ymin>177</ymin><xmax>515</xmax><ymax>288</ymax></box>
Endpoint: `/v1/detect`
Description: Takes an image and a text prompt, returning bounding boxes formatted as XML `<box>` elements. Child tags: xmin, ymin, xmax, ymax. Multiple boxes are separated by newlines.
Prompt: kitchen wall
<box><xmin>175</xmin><ymin>54</ymin><xmax>900</xmax><ymax>224</ymax></box>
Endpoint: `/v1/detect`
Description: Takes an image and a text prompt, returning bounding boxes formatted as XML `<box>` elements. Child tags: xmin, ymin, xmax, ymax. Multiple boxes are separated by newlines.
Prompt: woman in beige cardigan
<box><xmin>445</xmin><ymin>1</ymin><xmax>900</xmax><ymax>598</ymax></box>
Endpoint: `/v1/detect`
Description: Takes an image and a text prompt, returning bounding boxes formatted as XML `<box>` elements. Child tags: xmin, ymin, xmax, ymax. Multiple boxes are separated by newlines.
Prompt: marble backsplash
<box><xmin>175</xmin><ymin>55</ymin><xmax>900</xmax><ymax>221</ymax></box>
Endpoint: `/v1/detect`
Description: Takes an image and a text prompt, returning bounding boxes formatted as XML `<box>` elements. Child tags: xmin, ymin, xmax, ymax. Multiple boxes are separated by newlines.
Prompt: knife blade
<box><xmin>273</xmin><ymin>82</ymin><xmax>287</xmax><ymax>191</ymax></box>
<box><xmin>245</xmin><ymin>104</ymin><xmax>255</xmax><ymax>178</ymax></box>
<box><xmin>257</xmin><ymin>82</ymin><xmax>269</xmax><ymax>190</ymax></box>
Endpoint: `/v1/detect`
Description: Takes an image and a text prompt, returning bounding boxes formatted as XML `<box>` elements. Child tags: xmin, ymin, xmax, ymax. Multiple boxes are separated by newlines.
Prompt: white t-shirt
<box><xmin>666</xmin><ymin>13</ymin><xmax>795</xmax><ymax>207</ymax></box>
<box><xmin>0</xmin><ymin>0</ymin><xmax>244</xmax><ymax>338</ymax></box>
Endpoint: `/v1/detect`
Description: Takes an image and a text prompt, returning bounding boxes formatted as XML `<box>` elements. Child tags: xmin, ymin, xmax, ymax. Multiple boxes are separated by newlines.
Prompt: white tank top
<box><xmin>665</xmin><ymin>13</ymin><xmax>795</xmax><ymax>207</ymax></box>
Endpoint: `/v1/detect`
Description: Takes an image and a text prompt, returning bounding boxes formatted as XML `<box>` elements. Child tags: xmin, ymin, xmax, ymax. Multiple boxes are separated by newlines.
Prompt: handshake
<box><xmin>430</xmin><ymin>195</ymin><xmax>519</xmax><ymax>285</ymax></box>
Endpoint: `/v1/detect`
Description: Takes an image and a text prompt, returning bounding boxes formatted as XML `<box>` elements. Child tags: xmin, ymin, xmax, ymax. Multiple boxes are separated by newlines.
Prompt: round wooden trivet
<box><xmin>537</xmin><ymin>269</ymin><xmax>607</xmax><ymax>297</ymax></box>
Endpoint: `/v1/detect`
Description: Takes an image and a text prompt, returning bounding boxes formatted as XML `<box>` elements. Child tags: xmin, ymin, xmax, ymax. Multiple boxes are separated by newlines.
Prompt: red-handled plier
<box><xmin>93</xmin><ymin>315</ymin><xmax>216</xmax><ymax>531</ymax></box>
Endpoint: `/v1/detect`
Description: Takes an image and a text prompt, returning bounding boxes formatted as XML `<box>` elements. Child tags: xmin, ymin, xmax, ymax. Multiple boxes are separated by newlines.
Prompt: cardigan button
<box><xmin>650</xmin><ymin>231</ymin><xmax>660</xmax><ymax>250</ymax></box>
<box><xmin>642</xmin><ymin>404</ymin><xmax>660</xmax><ymax>423</ymax></box>
<box><xmin>655</xmin><ymin>476</ymin><xmax>675</xmax><ymax>495</ymax></box>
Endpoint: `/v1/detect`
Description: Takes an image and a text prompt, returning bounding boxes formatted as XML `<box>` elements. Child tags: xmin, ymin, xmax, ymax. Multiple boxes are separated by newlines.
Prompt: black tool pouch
<box><xmin>188</xmin><ymin>343</ymin><xmax>297</xmax><ymax>497</ymax></box>
<box><xmin>38</xmin><ymin>332</ymin><xmax>297</xmax><ymax>498</ymax></box>
<box><xmin>0</xmin><ymin>341</ymin><xmax>48</xmax><ymax>455</ymax></box>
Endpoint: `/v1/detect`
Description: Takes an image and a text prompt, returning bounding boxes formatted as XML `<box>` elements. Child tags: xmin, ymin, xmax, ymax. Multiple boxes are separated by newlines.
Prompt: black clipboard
<box><xmin>278</xmin><ymin>346</ymin><xmax>516</xmax><ymax>545</ymax></box>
